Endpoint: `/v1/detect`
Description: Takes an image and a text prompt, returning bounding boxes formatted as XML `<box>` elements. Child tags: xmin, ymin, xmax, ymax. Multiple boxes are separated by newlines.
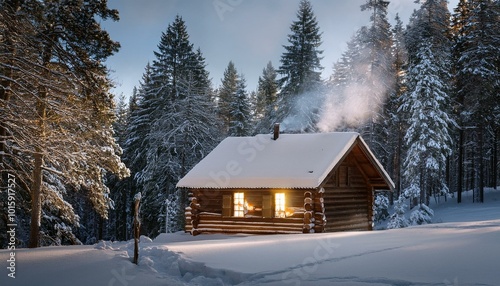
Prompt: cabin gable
<box><xmin>320</xmin><ymin>150</ymin><xmax>373</xmax><ymax>232</ymax></box>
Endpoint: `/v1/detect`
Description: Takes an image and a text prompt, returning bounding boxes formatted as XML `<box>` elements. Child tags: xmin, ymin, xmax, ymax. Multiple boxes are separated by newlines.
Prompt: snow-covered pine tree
<box><xmin>129</xmin><ymin>16</ymin><xmax>196</xmax><ymax>236</ymax></box>
<box><xmin>144</xmin><ymin>72</ymin><xmax>222</xmax><ymax>235</ymax></box>
<box><xmin>453</xmin><ymin>0</ymin><xmax>499</xmax><ymax>202</ymax></box>
<box><xmin>218</xmin><ymin>61</ymin><xmax>239</xmax><ymax>134</ymax></box>
<box><xmin>254</xmin><ymin>61</ymin><xmax>279</xmax><ymax>134</ymax></box>
<box><xmin>451</xmin><ymin>0</ymin><xmax>474</xmax><ymax>203</ymax></box>
<box><xmin>374</xmin><ymin>193</ymin><xmax>390</xmax><ymax>223</ymax></box>
<box><xmin>400</xmin><ymin>42</ymin><xmax>453</xmax><ymax>224</ymax></box>
<box><xmin>277</xmin><ymin>0</ymin><xmax>323</xmax><ymax>133</ymax></box>
<box><xmin>396</xmin><ymin>0</ymin><xmax>454</xmax><ymax>225</ymax></box>
<box><xmin>111</xmin><ymin>65</ymin><xmax>157</xmax><ymax>241</ymax></box>
<box><xmin>229</xmin><ymin>74</ymin><xmax>252</xmax><ymax>136</ymax></box>
<box><xmin>0</xmin><ymin>0</ymin><xmax>129</xmax><ymax>247</ymax></box>
<box><xmin>387</xmin><ymin>196</ymin><xmax>409</xmax><ymax>229</ymax></box>
<box><xmin>131</xmin><ymin>16</ymin><xmax>222</xmax><ymax>237</ymax></box>
<box><xmin>104</xmin><ymin>93</ymin><xmax>130</xmax><ymax>241</ymax></box>
<box><xmin>358</xmin><ymin>0</ymin><xmax>394</xmax><ymax>164</ymax></box>
<box><xmin>384</xmin><ymin>14</ymin><xmax>408</xmax><ymax>202</ymax></box>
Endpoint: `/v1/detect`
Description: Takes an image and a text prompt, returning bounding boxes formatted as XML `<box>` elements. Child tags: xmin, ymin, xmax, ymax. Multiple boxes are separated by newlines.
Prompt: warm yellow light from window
<box><xmin>234</xmin><ymin>192</ymin><xmax>244</xmax><ymax>217</ymax></box>
<box><xmin>275</xmin><ymin>193</ymin><xmax>286</xmax><ymax>218</ymax></box>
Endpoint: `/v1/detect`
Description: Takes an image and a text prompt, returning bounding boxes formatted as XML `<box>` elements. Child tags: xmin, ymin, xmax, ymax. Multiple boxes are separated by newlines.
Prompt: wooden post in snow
<box><xmin>133</xmin><ymin>192</ymin><xmax>141</xmax><ymax>265</ymax></box>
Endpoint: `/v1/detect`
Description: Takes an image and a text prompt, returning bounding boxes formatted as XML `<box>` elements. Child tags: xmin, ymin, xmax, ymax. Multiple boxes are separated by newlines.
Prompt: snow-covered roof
<box><xmin>177</xmin><ymin>132</ymin><xmax>393</xmax><ymax>189</ymax></box>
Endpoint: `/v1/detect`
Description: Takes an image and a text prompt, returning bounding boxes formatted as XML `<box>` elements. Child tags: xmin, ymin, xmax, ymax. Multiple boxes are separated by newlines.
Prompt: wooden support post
<box><xmin>133</xmin><ymin>192</ymin><xmax>141</xmax><ymax>265</ymax></box>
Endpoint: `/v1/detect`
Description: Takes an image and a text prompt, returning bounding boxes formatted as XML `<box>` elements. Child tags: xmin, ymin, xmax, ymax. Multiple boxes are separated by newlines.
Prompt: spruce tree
<box><xmin>400</xmin><ymin>0</ymin><xmax>454</xmax><ymax>222</ymax></box>
<box><xmin>384</xmin><ymin>14</ymin><xmax>407</xmax><ymax>201</ymax></box>
<box><xmin>453</xmin><ymin>0</ymin><xmax>499</xmax><ymax>202</ymax></box>
<box><xmin>145</xmin><ymin>72</ymin><xmax>222</xmax><ymax>235</ymax></box>
<box><xmin>254</xmin><ymin>61</ymin><xmax>279</xmax><ymax>134</ymax></box>
<box><xmin>218</xmin><ymin>61</ymin><xmax>239</xmax><ymax>134</ymax></box>
<box><xmin>358</xmin><ymin>0</ymin><xmax>394</xmax><ymax>162</ymax></box>
<box><xmin>132</xmin><ymin>17</ymin><xmax>222</xmax><ymax>237</ymax></box>
<box><xmin>229</xmin><ymin>74</ymin><xmax>252</xmax><ymax>136</ymax></box>
<box><xmin>277</xmin><ymin>0</ymin><xmax>323</xmax><ymax>132</ymax></box>
<box><xmin>451</xmin><ymin>0</ymin><xmax>474</xmax><ymax>203</ymax></box>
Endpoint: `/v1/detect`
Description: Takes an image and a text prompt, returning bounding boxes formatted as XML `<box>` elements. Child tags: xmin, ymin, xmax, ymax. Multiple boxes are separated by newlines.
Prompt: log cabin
<box><xmin>177</xmin><ymin>126</ymin><xmax>394</xmax><ymax>235</ymax></box>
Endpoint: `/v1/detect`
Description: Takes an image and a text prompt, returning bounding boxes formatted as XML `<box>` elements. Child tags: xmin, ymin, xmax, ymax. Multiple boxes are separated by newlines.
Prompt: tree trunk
<box><xmin>457</xmin><ymin>127</ymin><xmax>464</xmax><ymax>203</ymax></box>
<box><xmin>493</xmin><ymin>128</ymin><xmax>498</xmax><ymax>190</ymax></box>
<box><xmin>98</xmin><ymin>216</ymin><xmax>104</xmax><ymax>241</ymax></box>
<box><xmin>478</xmin><ymin>124</ymin><xmax>484</xmax><ymax>203</ymax></box>
<box><xmin>29</xmin><ymin>151</ymin><xmax>43</xmax><ymax>248</ymax></box>
<box><xmin>133</xmin><ymin>194</ymin><xmax>141</xmax><ymax>265</ymax></box>
<box><xmin>29</xmin><ymin>81</ymin><xmax>48</xmax><ymax>248</ymax></box>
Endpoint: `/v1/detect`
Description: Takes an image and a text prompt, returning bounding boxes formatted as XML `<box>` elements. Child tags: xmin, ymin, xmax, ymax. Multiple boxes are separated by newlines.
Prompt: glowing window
<box><xmin>275</xmin><ymin>193</ymin><xmax>286</xmax><ymax>218</ymax></box>
<box><xmin>234</xmin><ymin>192</ymin><xmax>245</xmax><ymax>217</ymax></box>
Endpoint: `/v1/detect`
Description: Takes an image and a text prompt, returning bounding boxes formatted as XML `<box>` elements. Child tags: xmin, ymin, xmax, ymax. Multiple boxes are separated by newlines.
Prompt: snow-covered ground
<box><xmin>2</xmin><ymin>189</ymin><xmax>499</xmax><ymax>286</ymax></box>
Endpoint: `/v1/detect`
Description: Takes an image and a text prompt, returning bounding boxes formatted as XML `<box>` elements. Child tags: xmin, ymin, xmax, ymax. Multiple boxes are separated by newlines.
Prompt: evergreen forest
<box><xmin>0</xmin><ymin>0</ymin><xmax>498</xmax><ymax>247</ymax></box>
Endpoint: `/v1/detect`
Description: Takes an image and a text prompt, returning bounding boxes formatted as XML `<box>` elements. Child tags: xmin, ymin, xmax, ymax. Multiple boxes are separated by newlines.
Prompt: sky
<box><xmin>101</xmin><ymin>0</ymin><xmax>459</xmax><ymax>99</ymax></box>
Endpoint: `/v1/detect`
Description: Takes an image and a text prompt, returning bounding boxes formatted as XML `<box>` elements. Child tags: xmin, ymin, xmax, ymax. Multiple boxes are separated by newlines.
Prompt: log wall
<box><xmin>185</xmin><ymin>188</ymin><xmax>307</xmax><ymax>235</ymax></box>
<box><xmin>322</xmin><ymin>154</ymin><xmax>373</xmax><ymax>232</ymax></box>
<box><xmin>194</xmin><ymin>213</ymin><xmax>303</xmax><ymax>234</ymax></box>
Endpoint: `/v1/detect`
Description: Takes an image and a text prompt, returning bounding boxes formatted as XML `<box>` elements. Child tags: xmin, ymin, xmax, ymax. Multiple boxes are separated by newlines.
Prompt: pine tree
<box><xmin>130</xmin><ymin>16</ymin><xmax>222</xmax><ymax>237</ymax></box>
<box><xmin>277</xmin><ymin>0</ymin><xmax>323</xmax><ymax>132</ymax></box>
<box><xmin>0</xmin><ymin>0</ymin><xmax>128</xmax><ymax>247</ymax></box>
<box><xmin>451</xmin><ymin>0</ymin><xmax>474</xmax><ymax>203</ymax></box>
<box><xmin>400</xmin><ymin>42</ymin><xmax>453</xmax><ymax>223</ymax></box>
<box><xmin>322</xmin><ymin>26</ymin><xmax>380</xmax><ymax>134</ymax></box>
<box><xmin>123</xmin><ymin>64</ymin><xmax>156</xmax><ymax>194</ymax></box>
<box><xmin>218</xmin><ymin>61</ymin><xmax>239</xmax><ymax>133</ymax></box>
<box><xmin>358</xmin><ymin>0</ymin><xmax>394</xmax><ymax>162</ymax></box>
<box><xmin>144</xmin><ymin>72</ymin><xmax>222</xmax><ymax>235</ymax></box>
<box><xmin>229</xmin><ymin>74</ymin><xmax>252</xmax><ymax>136</ymax></box>
<box><xmin>254</xmin><ymin>61</ymin><xmax>279</xmax><ymax>134</ymax></box>
<box><xmin>385</xmin><ymin>14</ymin><xmax>407</xmax><ymax>201</ymax></box>
<box><xmin>321</xmin><ymin>2</ymin><xmax>393</xmax><ymax>143</ymax></box>
<box><xmin>453</xmin><ymin>0</ymin><xmax>499</xmax><ymax>202</ymax></box>
<box><xmin>397</xmin><ymin>0</ymin><xmax>454</xmax><ymax>223</ymax></box>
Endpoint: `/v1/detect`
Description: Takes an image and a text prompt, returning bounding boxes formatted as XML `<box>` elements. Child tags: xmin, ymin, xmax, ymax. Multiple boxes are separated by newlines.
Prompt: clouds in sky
<box><xmin>102</xmin><ymin>0</ymin><xmax>458</xmax><ymax>98</ymax></box>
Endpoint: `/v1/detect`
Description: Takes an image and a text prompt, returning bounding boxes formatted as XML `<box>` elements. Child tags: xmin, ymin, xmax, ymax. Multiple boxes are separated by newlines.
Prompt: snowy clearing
<box><xmin>1</xmin><ymin>189</ymin><xmax>499</xmax><ymax>286</ymax></box>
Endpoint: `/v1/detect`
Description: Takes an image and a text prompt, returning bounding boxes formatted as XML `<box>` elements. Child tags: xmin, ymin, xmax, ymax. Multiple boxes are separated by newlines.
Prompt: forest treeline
<box><xmin>1</xmin><ymin>0</ymin><xmax>498</xmax><ymax>246</ymax></box>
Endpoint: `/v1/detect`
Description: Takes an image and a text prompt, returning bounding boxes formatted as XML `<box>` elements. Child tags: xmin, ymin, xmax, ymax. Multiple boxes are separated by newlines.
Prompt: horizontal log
<box><xmin>198</xmin><ymin>215</ymin><xmax>303</xmax><ymax>224</ymax></box>
<box><xmin>325</xmin><ymin>208</ymin><xmax>368</xmax><ymax>216</ymax></box>
<box><xmin>313</xmin><ymin>225</ymin><xmax>325</xmax><ymax>233</ymax></box>
<box><xmin>324</xmin><ymin>191</ymin><xmax>368</xmax><ymax>198</ymax></box>
<box><xmin>325</xmin><ymin>223</ymin><xmax>370</xmax><ymax>232</ymax></box>
<box><xmin>196</xmin><ymin>228</ymin><xmax>303</xmax><ymax>235</ymax></box>
<box><xmin>327</xmin><ymin>202</ymin><xmax>368</xmax><ymax>209</ymax></box>
<box><xmin>323</xmin><ymin>197</ymin><xmax>367</xmax><ymax>205</ymax></box>
<box><xmin>323</xmin><ymin>191</ymin><xmax>369</xmax><ymax>201</ymax></box>
<box><xmin>197</xmin><ymin>221</ymin><xmax>304</xmax><ymax>229</ymax></box>
<box><xmin>327</xmin><ymin>217</ymin><xmax>368</xmax><ymax>228</ymax></box>
<box><xmin>197</xmin><ymin>223</ymin><xmax>303</xmax><ymax>230</ymax></box>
